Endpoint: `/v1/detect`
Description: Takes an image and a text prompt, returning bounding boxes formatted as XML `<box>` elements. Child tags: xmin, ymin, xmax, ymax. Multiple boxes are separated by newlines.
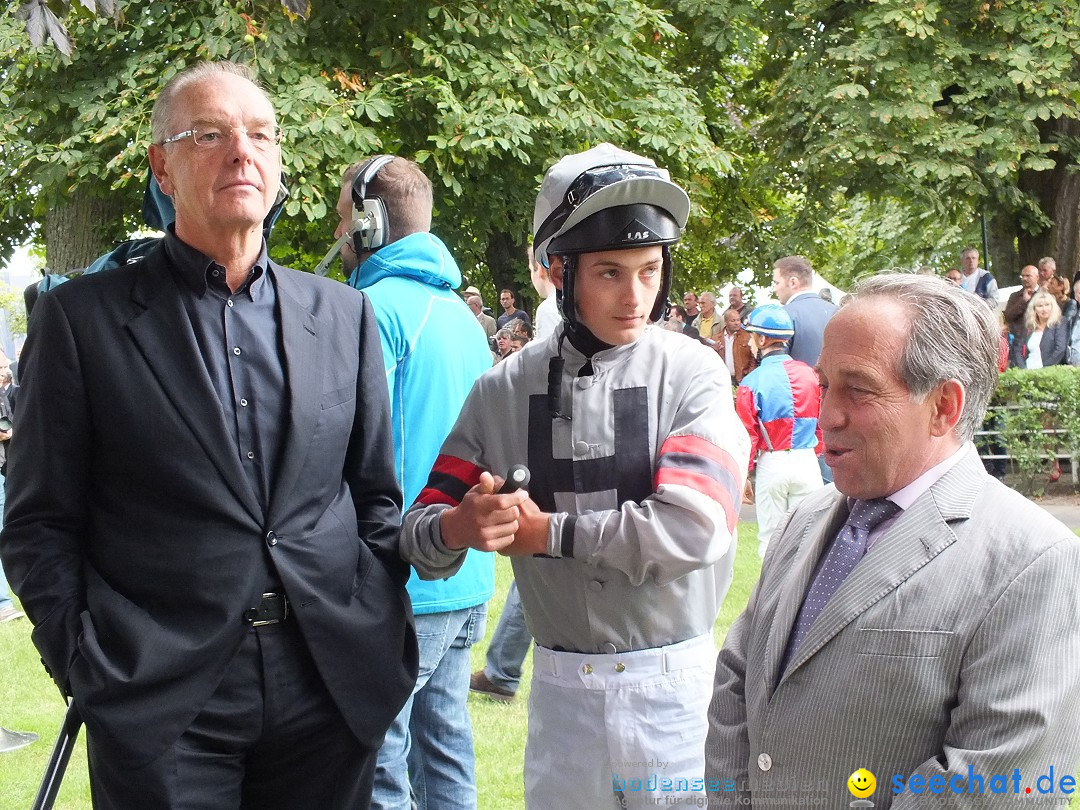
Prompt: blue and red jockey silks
<box><xmin>736</xmin><ymin>352</ymin><xmax>823</xmax><ymax>470</ymax></box>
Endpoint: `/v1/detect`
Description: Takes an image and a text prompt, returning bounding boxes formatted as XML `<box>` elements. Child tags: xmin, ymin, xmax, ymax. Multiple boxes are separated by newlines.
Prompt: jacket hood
<box><xmin>348</xmin><ymin>232</ymin><xmax>461</xmax><ymax>291</ymax></box>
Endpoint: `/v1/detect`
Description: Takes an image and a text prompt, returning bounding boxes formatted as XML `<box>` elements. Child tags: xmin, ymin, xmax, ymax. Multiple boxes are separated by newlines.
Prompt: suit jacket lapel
<box><xmin>125</xmin><ymin>252</ymin><xmax>263</xmax><ymax>522</ymax></box>
<box><xmin>266</xmin><ymin>268</ymin><xmax>321</xmax><ymax>519</ymax></box>
<box><xmin>778</xmin><ymin>447</ymin><xmax>986</xmax><ymax>681</ymax></box>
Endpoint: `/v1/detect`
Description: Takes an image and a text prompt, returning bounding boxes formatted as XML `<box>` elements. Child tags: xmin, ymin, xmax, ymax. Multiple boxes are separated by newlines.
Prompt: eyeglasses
<box><xmin>160</xmin><ymin>124</ymin><xmax>283</xmax><ymax>151</ymax></box>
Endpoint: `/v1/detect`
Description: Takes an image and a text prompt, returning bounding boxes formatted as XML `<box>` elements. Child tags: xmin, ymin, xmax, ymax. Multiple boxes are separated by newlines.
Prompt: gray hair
<box><xmin>850</xmin><ymin>274</ymin><xmax>998</xmax><ymax>443</ymax></box>
<box><xmin>151</xmin><ymin>62</ymin><xmax>269</xmax><ymax>144</ymax></box>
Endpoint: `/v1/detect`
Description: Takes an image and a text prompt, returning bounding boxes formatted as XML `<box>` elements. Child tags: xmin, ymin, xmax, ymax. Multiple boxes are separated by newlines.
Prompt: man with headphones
<box><xmin>399</xmin><ymin>144</ymin><xmax>750</xmax><ymax>809</ymax></box>
<box><xmin>333</xmin><ymin>157</ymin><xmax>494</xmax><ymax>810</ymax></box>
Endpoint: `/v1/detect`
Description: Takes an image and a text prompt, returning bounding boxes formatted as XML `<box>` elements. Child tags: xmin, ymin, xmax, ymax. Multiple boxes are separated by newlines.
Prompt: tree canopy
<box><xmin>5</xmin><ymin>0</ymin><xmax>1080</xmax><ymax>299</ymax></box>
<box><xmin>1</xmin><ymin>0</ymin><xmax>737</xmax><ymax>305</ymax></box>
<box><xmin>685</xmin><ymin>0</ymin><xmax>1080</xmax><ymax>285</ymax></box>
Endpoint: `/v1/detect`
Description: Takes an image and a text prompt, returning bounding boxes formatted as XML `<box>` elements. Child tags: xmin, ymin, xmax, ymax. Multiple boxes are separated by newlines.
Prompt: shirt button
<box><xmin>247</xmin><ymin>451</ymin><xmax>255</xmax><ymax>460</ymax></box>
<box><xmin>603</xmin><ymin>642</ymin><xmax>617</xmax><ymax>654</ymax></box>
<box><xmin>211</xmin><ymin>269</ymin><xmax>220</xmax><ymax>277</ymax></box>
<box><xmin>757</xmin><ymin>753</ymin><xmax>773</xmax><ymax>772</ymax></box>
<box><xmin>233</xmin><ymin>347</ymin><xmax>241</xmax><ymax>356</ymax></box>
<box><xmin>576</xmin><ymin>377</ymin><xmax>592</xmax><ymax>390</ymax></box>
<box><xmin>265</xmin><ymin>531</ymin><xmax>278</xmax><ymax>547</ymax></box>
<box><xmin>614</xmin><ymin>662</ymin><xmax>626</xmax><ymax>673</ymax></box>
<box><xmin>239</xmin><ymin>398</ymin><xmax>248</xmax><ymax>407</ymax></box>
<box><xmin>589</xmin><ymin>580</ymin><xmax>603</xmax><ymax>592</ymax></box>
<box><xmin>574</xmin><ymin>440</ymin><xmax>590</xmax><ymax>455</ymax></box>
<box><xmin>227</xmin><ymin>299</ymin><xmax>234</xmax><ymax>308</ymax></box>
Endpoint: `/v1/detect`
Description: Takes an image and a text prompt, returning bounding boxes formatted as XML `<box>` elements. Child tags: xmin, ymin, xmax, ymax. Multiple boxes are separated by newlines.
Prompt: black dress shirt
<box><xmin>164</xmin><ymin>229</ymin><xmax>286</xmax><ymax>516</ymax></box>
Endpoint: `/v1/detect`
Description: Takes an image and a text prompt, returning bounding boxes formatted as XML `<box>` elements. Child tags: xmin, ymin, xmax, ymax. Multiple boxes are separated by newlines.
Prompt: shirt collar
<box><xmin>165</xmin><ymin>227</ymin><xmax>270</xmax><ymax>300</ymax></box>
<box><xmin>885</xmin><ymin>442</ymin><xmax>968</xmax><ymax>511</ymax></box>
<box><xmin>859</xmin><ymin>443</ymin><xmax>967</xmax><ymax>550</ymax></box>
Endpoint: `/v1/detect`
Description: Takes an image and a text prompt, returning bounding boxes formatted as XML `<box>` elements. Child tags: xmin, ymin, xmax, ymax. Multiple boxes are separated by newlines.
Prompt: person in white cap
<box><xmin>399</xmin><ymin>143</ymin><xmax>749</xmax><ymax>808</ymax></box>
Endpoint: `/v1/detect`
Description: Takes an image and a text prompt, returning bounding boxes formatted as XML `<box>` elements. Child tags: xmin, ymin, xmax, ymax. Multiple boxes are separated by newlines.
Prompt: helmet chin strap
<box><xmin>650</xmin><ymin>246</ymin><xmax>673</xmax><ymax>322</ymax></box>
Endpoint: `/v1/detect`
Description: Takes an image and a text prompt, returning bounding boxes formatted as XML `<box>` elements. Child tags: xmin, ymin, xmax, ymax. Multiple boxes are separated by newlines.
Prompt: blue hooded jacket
<box><xmin>349</xmin><ymin>232</ymin><xmax>494</xmax><ymax>613</ymax></box>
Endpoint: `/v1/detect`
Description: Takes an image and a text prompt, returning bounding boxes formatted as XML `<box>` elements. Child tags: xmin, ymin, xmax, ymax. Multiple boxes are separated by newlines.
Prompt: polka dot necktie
<box><xmin>782</xmin><ymin>498</ymin><xmax>901</xmax><ymax>671</ymax></box>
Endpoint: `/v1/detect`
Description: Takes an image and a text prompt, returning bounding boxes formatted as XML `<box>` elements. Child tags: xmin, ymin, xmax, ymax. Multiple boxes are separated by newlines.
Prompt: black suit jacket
<box><xmin>0</xmin><ymin>242</ymin><xmax>416</xmax><ymax>766</ymax></box>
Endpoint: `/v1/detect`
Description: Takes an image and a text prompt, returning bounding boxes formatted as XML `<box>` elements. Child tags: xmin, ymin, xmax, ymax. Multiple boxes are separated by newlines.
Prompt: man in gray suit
<box><xmin>772</xmin><ymin>254</ymin><xmax>837</xmax><ymax>366</ymax></box>
<box><xmin>707</xmin><ymin>274</ymin><xmax>1080</xmax><ymax>808</ymax></box>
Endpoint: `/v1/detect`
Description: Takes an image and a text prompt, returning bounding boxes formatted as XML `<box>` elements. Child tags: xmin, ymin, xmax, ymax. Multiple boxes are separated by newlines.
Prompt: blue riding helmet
<box><xmin>744</xmin><ymin>303</ymin><xmax>794</xmax><ymax>339</ymax></box>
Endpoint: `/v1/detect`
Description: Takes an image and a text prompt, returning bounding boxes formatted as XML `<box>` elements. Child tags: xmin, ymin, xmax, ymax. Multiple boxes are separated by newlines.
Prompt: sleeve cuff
<box><xmin>547</xmin><ymin>513</ymin><xmax>576</xmax><ymax>559</ymax></box>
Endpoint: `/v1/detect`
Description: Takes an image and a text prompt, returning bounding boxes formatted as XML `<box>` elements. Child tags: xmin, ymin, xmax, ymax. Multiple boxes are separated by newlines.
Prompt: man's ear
<box><xmin>930</xmin><ymin>379</ymin><xmax>966</xmax><ymax>437</ymax></box>
<box><xmin>148</xmin><ymin>144</ymin><xmax>174</xmax><ymax>196</ymax></box>
<box><xmin>548</xmin><ymin>255</ymin><xmax>565</xmax><ymax>291</ymax></box>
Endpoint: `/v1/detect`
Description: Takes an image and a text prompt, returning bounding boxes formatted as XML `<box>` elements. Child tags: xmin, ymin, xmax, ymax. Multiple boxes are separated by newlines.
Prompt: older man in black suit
<box><xmin>0</xmin><ymin>62</ymin><xmax>415</xmax><ymax>810</ymax></box>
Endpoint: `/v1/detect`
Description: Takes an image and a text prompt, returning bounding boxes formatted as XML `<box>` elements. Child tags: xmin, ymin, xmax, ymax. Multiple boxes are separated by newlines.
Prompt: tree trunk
<box><xmin>987</xmin><ymin>208</ymin><xmax>1019</xmax><ymax>285</ymax></box>
<box><xmin>44</xmin><ymin>187</ymin><xmax>114</xmax><ymax>275</ymax></box>
<box><xmin>1016</xmin><ymin>116</ymin><xmax>1080</xmax><ymax>280</ymax></box>
<box><xmin>484</xmin><ymin>229</ymin><xmax>533</xmax><ymax>315</ymax></box>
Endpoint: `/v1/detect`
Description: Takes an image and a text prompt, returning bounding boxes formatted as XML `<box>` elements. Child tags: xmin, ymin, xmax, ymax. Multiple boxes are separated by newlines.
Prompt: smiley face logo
<box><xmin>847</xmin><ymin>768</ymin><xmax>876</xmax><ymax>798</ymax></box>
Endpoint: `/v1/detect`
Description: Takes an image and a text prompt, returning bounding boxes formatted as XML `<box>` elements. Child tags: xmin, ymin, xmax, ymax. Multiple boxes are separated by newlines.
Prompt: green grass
<box><xmin>0</xmin><ymin>603</ymin><xmax>92</xmax><ymax>809</ymax></box>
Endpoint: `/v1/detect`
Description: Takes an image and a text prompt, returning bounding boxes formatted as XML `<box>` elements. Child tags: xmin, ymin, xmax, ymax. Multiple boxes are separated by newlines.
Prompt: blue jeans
<box><xmin>371</xmin><ymin>604</ymin><xmax>487</xmax><ymax>810</ymax></box>
<box><xmin>483</xmin><ymin>581</ymin><xmax>533</xmax><ymax>693</ymax></box>
<box><xmin>0</xmin><ymin>560</ymin><xmax>12</xmax><ymax>610</ymax></box>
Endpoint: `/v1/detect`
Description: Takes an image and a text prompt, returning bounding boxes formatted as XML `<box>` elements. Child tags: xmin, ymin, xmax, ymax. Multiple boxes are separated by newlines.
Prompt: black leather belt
<box><xmin>245</xmin><ymin>592</ymin><xmax>288</xmax><ymax>626</ymax></box>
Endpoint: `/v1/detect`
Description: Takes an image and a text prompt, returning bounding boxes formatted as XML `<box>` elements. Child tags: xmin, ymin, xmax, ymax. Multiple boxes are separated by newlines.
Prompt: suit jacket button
<box><xmin>757</xmin><ymin>752</ymin><xmax>773</xmax><ymax>772</ymax></box>
<box><xmin>265</xmin><ymin>531</ymin><xmax>278</xmax><ymax>547</ymax></box>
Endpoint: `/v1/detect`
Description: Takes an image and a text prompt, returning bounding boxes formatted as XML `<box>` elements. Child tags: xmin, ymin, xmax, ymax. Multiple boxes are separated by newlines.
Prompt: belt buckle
<box><xmin>250</xmin><ymin>592</ymin><xmax>287</xmax><ymax>627</ymax></box>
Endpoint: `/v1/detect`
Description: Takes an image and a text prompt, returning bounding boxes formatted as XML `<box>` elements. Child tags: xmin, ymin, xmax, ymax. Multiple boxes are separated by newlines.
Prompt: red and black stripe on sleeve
<box><xmin>654</xmin><ymin>435</ymin><xmax>744</xmax><ymax>534</ymax></box>
<box><xmin>416</xmin><ymin>455</ymin><xmax>485</xmax><ymax>507</ymax></box>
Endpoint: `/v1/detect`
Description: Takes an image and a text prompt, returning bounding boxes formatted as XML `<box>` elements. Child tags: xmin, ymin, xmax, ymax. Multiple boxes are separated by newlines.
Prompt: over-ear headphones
<box><xmin>350</xmin><ymin>155</ymin><xmax>396</xmax><ymax>252</ymax></box>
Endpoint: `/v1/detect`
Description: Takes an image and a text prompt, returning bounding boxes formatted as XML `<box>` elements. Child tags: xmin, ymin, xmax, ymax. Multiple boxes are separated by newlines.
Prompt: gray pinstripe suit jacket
<box><xmin>706</xmin><ymin>445</ymin><xmax>1080</xmax><ymax>808</ymax></box>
